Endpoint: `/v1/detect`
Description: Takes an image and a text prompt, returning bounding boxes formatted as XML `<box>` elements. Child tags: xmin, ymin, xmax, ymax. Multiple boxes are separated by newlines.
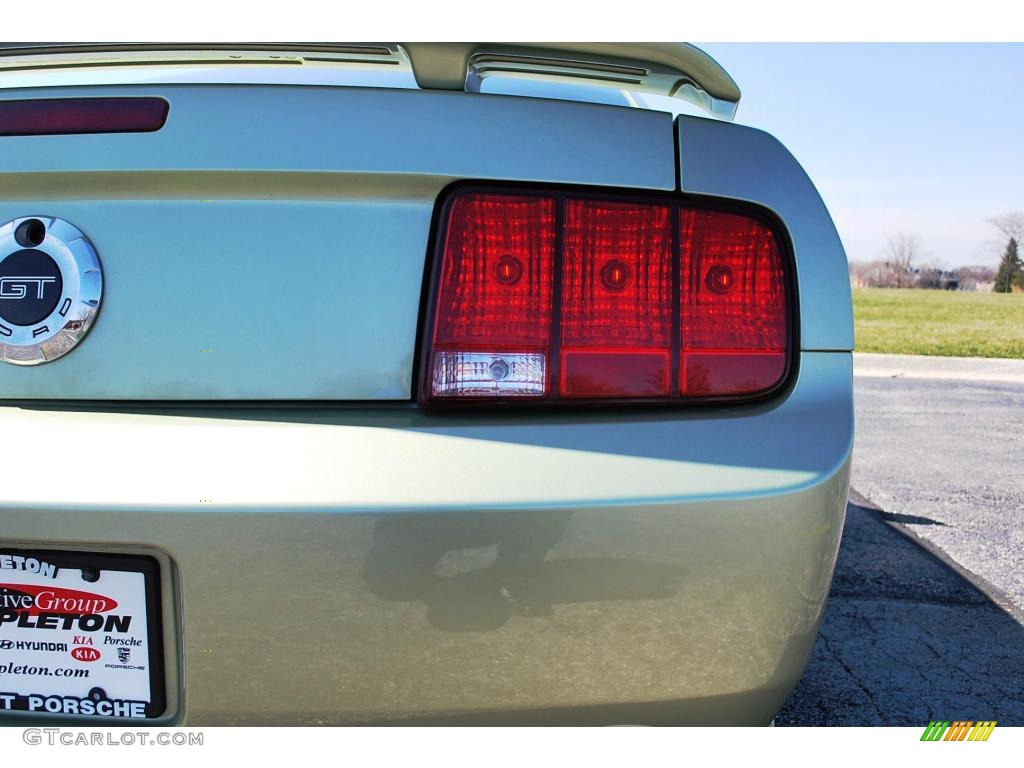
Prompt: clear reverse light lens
<box><xmin>431</xmin><ymin>352</ymin><xmax>546</xmax><ymax>397</ymax></box>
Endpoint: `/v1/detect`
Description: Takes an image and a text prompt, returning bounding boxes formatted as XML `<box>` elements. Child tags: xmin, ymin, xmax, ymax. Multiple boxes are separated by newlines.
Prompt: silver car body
<box><xmin>0</xmin><ymin>43</ymin><xmax>853</xmax><ymax>725</ymax></box>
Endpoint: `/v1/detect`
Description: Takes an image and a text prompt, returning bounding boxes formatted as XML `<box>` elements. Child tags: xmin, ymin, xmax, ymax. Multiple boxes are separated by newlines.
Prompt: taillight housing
<box><xmin>420</xmin><ymin>187</ymin><xmax>794</xmax><ymax>405</ymax></box>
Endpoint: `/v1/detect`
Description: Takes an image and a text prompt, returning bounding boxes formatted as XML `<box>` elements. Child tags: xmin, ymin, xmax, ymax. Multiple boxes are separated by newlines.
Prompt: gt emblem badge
<box><xmin>0</xmin><ymin>276</ymin><xmax>57</xmax><ymax>299</ymax></box>
<box><xmin>0</xmin><ymin>216</ymin><xmax>103</xmax><ymax>365</ymax></box>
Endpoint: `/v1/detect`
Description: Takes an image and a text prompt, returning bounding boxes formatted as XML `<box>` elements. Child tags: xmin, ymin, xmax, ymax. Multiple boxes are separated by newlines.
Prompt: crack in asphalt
<box><xmin>818</xmin><ymin>630</ymin><xmax>887</xmax><ymax>722</ymax></box>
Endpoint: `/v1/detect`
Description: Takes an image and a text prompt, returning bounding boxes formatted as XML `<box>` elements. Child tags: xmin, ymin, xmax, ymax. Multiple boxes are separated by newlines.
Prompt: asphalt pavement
<box><xmin>852</xmin><ymin>356</ymin><xmax>1024</xmax><ymax>613</ymax></box>
<box><xmin>780</xmin><ymin>355</ymin><xmax>1024</xmax><ymax>726</ymax></box>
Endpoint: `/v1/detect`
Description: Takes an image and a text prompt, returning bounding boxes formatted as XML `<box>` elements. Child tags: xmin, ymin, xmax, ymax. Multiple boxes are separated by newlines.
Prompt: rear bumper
<box><xmin>0</xmin><ymin>351</ymin><xmax>852</xmax><ymax>725</ymax></box>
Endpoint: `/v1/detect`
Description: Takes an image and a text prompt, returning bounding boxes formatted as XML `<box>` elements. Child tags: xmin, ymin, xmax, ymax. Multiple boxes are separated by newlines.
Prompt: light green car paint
<box><xmin>0</xmin><ymin>84</ymin><xmax>674</xmax><ymax>400</ymax></box>
<box><xmin>0</xmin><ymin>73</ymin><xmax>853</xmax><ymax>724</ymax></box>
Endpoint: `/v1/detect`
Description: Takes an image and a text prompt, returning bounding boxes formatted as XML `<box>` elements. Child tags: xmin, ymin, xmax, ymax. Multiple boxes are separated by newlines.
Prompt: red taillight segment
<box><xmin>430</xmin><ymin>194</ymin><xmax>555</xmax><ymax>397</ymax></box>
<box><xmin>679</xmin><ymin>210</ymin><xmax>788</xmax><ymax>395</ymax></box>
<box><xmin>424</xmin><ymin>190</ymin><xmax>790</xmax><ymax>403</ymax></box>
<box><xmin>561</xmin><ymin>200</ymin><xmax>672</xmax><ymax>397</ymax></box>
<box><xmin>0</xmin><ymin>98</ymin><xmax>168</xmax><ymax>137</ymax></box>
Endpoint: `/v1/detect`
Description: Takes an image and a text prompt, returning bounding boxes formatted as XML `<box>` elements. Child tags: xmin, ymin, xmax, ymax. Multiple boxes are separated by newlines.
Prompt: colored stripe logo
<box><xmin>921</xmin><ymin>721</ymin><xmax>997</xmax><ymax>741</ymax></box>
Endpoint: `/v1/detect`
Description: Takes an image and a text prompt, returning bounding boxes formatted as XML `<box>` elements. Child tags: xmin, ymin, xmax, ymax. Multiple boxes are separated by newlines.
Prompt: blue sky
<box><xmin>690</xmin><ymin>44</ymin><xmax>1024</xmax><ymax>267</ymax></box>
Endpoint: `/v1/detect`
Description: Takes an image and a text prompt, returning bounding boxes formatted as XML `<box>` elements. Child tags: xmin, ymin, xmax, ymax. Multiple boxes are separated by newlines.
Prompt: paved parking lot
<box><xmin>779</xmin><ymin>496</ymin><xmax>1024</xmax><ymax>725</ymax></box>
<box><xmin>780</xmin><ymin>359</ymin><xmax>1024</xmax><ymax>725</ymax></box>
<box><xmin>852</xmin><ymin>367</ymin><xmax>1024</xmax><ymax>612</ymax></box>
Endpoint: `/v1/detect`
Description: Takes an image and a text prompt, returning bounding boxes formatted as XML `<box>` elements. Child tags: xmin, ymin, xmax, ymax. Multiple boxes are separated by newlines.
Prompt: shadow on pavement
<box><xmin>875</xmin><ymin>511</ymin><xmax>947</xmax><ymax>527</ymax></box>
<box><xmin>778</xmin><ymin>498</ymin><xmax>1024</xmax><ymax>726</ymax></box>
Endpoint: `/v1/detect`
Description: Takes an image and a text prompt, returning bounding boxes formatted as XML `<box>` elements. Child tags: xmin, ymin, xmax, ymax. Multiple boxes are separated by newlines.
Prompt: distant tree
<box><xmin>958</xmin><ymin>264</ymin><xmax>997</xmax><ymax>291</ymax></box>
<box><xmin>988</xmin><ymin>212</ymin><xmax>1024</xmax><ymax>289</ymax></box>
<box><xmin>882</xmin><ymin>233</ymin><xmax>924</xmax><ymax>288</ymax></box>
<box><xmin>914</xmin><ymin>264</ymin><xmax>943</xmax><ymax>289</ymax></box>
<box><xmin>858</xmin><ymin>259</ymin><xmax>895</xmax><ymax>288</ymax></box>
<box><xmin>959</xmin><ymin>264</ymin><xmax>997</xmax><ymax>283</ymax></box>
<box><xmin>848</xmin><ymin>260</ymin><xmax>874</xmax><ymax>287</ymax></box>
<box><xmin>988</xmin><ymin>212</ymin><xmax>1024</xmax><ymax>244</ymax></box>
<box><xmin>994</xmin><ymin>237</ymin><xmax>1022</xmax><ymax>293</ymax></box>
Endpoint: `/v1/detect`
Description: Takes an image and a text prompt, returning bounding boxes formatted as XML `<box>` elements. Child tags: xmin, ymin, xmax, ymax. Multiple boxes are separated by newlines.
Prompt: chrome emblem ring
<box><xmin>0</xmin><ymin>216</ymin><xmax>103</xmax><ymax>365</ymax></box>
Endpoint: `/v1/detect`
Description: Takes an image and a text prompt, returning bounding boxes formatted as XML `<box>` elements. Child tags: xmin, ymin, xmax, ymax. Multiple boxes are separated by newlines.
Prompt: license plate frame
<box><xmin>0</xmin><ymin>548</ymin><xmax>166</xmax><ymax>720</ymax></box>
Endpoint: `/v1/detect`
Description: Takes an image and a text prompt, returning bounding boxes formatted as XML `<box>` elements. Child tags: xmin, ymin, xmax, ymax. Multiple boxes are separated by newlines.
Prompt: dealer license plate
<box><xmin>0</xmin><ymin>549</ymin><xmax>165</xmax><ymax>720</ymax></box>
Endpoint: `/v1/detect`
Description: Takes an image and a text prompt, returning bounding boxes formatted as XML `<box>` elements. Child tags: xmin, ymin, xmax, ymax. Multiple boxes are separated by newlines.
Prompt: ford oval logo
<box><xmin>0</xmin><ymin>216</ymin><xmax>103</xmax><ymax>366</ymax></box>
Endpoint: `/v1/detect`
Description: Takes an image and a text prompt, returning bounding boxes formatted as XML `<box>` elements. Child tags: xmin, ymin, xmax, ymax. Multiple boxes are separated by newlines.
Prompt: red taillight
<box><xmin>0</xmin><ymin>98</ymin><xmax>168</xmax><ymax>137</ymax></box>
<box><xmin>422</xmin><ymin>189</ymin><xmax>791</xmax><ymax>404</ymax></box>
<box><xmin>429</xmin><ymin>194</ymin><xmax>555</xmax><ymax>398</ymax></box>
<box><xmin>679</xmin><ymin>210</ymin><xmax>788</xmax><ymax>396</ymax></box>
<box><xmin>560</xmin><ymin>200</ymin><xmax>673</xmax><ymax>397</ymax></box>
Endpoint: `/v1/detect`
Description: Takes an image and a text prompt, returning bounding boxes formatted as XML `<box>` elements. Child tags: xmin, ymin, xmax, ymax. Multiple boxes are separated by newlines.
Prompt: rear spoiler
<box><xmin>401</xmin><ymin>42</ymin><xmax>740</xmax><ymax>120</ymax></box>
<box><xmin>0</xmin><ymin>42</ymin><xmax>740</xmax><ymax>120</ymax></box>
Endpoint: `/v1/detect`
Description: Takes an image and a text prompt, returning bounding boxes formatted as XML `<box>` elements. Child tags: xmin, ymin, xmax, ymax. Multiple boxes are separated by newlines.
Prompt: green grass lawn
<box><xmin>853</xmin><ymin>288</ymin><xmax>1024</xmax><ymax>358</ymax></box>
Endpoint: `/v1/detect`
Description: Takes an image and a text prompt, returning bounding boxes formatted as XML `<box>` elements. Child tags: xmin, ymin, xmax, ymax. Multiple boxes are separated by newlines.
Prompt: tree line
<box><xmin>849</xmin><ymin>211</ymin><xmax>1023</xmax><ymax>292</ymax></box>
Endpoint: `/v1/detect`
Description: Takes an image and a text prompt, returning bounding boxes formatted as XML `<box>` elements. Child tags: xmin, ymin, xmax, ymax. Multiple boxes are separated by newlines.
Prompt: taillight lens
<box><xmin>422</xmin><ymin>189</ymin><xmax>791</xmax><ymax>404</ymax></box>
<box><xmin>430</xmin><ymin>194</ymin><xmax>555</xmax><ymax>397</ymax></box>
<box><xmin>679</xmin><ymin>210</ymin><xmax>788</xmax><ymax>396</ymax></box>
<box><xmin>560</xmin><ymin>200</ymin><xmax>673</xmax><ymax>397</ymax></box>
<box><xmin>0</xmin><ymin>98</ymin><xmax>168</xmax><ymax>137</ymax></box>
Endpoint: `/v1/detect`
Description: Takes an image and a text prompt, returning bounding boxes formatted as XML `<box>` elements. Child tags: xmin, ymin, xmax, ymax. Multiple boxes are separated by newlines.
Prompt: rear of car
<box><xmin>0</xmin><ymin>43</ymin><xmax>853</xmax><ymax>725</ymax></box>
